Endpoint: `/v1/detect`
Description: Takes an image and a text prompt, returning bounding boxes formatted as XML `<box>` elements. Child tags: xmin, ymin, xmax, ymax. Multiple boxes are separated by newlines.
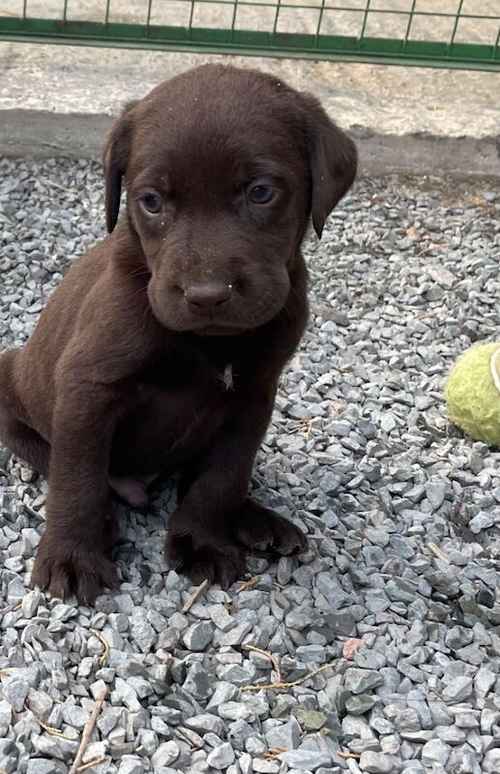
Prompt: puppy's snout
<box><xmin>184</xmin><ymin>282</ymin><xmax>233</xmax><ymax>314</ymax></box>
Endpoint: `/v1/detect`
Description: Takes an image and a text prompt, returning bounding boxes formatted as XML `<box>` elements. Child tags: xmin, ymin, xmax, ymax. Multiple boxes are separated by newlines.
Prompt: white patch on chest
<box><xmin>219</xmin><ymin>363</ymin><xmax>234</xmax><ymax>391</ymax></box>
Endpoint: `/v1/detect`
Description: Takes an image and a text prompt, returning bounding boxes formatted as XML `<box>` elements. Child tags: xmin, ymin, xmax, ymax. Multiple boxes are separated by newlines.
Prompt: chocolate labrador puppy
<box><xmin>0</xmin><ymin>64</ymin><xmax>356</xmax><ymax>604</ymax></box>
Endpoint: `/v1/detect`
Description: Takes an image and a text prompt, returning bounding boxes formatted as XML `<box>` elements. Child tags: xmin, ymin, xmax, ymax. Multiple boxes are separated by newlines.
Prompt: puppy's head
<box><xmin>103</xmin><ymin>65</ymin><xmax>356</xmax><ymax>334</ymax></box>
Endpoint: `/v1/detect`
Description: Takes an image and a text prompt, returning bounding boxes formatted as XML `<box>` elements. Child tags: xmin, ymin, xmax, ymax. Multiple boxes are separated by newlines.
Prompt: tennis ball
<box><xmin>445</xmin><ymin>342</ymin><xmax>500</xmax><ymax>447</ymax></box>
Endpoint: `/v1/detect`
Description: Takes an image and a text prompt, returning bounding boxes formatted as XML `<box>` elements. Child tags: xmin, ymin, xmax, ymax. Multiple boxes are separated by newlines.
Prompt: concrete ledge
<box><xmin>2</xmin><ymin>109</ymin><xmax>499</xmax><ymax>180</ymax></box>
<box><xmin>349</xmin><ymin>129</ymin><xmax>500</xmax><ymax>180</ymax></box>
<box><xmin>0</xmin><ymin>42</ymin><xmax>499</xmax><ymax>178</ymax></box>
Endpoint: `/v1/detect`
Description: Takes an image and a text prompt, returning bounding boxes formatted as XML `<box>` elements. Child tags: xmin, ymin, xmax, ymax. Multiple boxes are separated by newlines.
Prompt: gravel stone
<box><xmin>265</xmin><ymin>716</ymin><xmax>301</xmax><ymax>750</ymax></box>
<box><xmin>207</xmin><ymin>743</ymin><xmax>235</xmax><ymax>769</ymax></box>
<box><xmin>0</xmin><ymin>700</ymin><xmax>12</xmax><ymax>736</ymax></box>
<box><xmin>118</xmin><ymin>757</ymin><xmax>145</xmax><ymax>774</ymax></box>
<box><xmin>279</xmin><ymin>749</ymin><xmax>332</xmax><ymax>771</ymax></box>
<box><xmin>218</xmin><ymin>701</ymin><xmax>252</xmax><ymax>721</ymax></box>
<box><xmin>346</xmin><ymin>694</ymin><xmax>378</xmax><ymax>715</ymax></box>
<box><xmin>294</xmin><ymin>708</ymin><xmax>327</xmax><ymax>731</ymax></box>
<box><xmin>359</xmin><ymin>752</ymin><xmax>397</xmax><ymax>773</ymax></box>
<box><xmin>474</xmin><ymin>667</ymin><xmax>496</xmax><ymax>698</ymax></box>
<box><xmin>442</xmin><ymin>676</ymin><xmax>473</xmax><ymax>704</ymax></box>
<box><xmin>3</xmin><ymin>679</ymin><xmax>29</xmax><ymax>712</ymax></box>
<box><xmin>252</xmin><ymin>760</ymin><xmax>280</xmax><ymax>773</ymax></box>
<box><xmin>26</xmin><ymin>760</ymin><xmax>67</xmax><ymax>774</ymax></box>
<box><xmin>483</xmin><ymin>749</ymin><xmax>500</xmax><ymax>773</ymax></box>
<box><xmin>182</xmin><ymin>622</ymin><xmax>214</xmax><ymax>651</ymax></box>
<box><xmin>425</xmin><ymin>480</ymin><xmax>447</xmax><ymax>511</ymax></box>
<box><xmin>421</xmin><ymin>739</ymin><xmax>451</xmax><ymax>767</ymax></box>
<box><xmin>218</xmin><ymin>622</ymin><xmax>253</xmax><ymax>647</ymax></box>
<box><xmin>27</xmin><ymin>689</ymin><xmax>53</xmax><ymax>720</ymax></box>
<box><xmin>469</xmin><ymin>511</ymin><xmax>495</xmax><ymax>533</ymax></box>
<box><xmin>185</xmin><ymin>714</ymin><xmax>225</xmax><ymax>736</ymax></box>
<box><xmin>321</xmin><ymin>611</ymin><xmax>357</xmax><ymax>637</ymax></box>
<box><xmin>435</xmin><ymin>725</ymin><xmax>466</xmax><ymax>745</ymax></box>
<box><xmin>207</xmin><ymin>682</ymin><xmax>238</xmax><ymax>709</ymax></box>
<box><xmin>345</xmin><ymin>669</ymin><xmax>384</xmax><ymax>694</ymax></box>
<box><xmin>151</xmin><ymin>741</ymin><xmax>180</xmax><ymax>770</ymax></box>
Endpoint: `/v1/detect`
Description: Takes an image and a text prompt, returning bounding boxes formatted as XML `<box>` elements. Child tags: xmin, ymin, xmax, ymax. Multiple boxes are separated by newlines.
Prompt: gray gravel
<box><xmin>1</xmin><ymin>156</ymin><xmax>500</xmax><ymax>774</ymax></box>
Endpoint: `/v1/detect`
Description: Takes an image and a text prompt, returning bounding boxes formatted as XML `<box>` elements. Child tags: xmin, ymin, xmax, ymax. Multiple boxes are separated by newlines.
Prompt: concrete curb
<box><xmin>1</xmin><ymin>108</ymin><xmax>499</xmax><ymax>179</ymax></box>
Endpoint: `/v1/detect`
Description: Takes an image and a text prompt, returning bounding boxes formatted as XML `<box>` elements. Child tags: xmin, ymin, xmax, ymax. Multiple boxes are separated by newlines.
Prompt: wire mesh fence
<box><xmin>0</xmin><ymin>1</ymin><xmax>499</xmax><ymax>69</ymax></box>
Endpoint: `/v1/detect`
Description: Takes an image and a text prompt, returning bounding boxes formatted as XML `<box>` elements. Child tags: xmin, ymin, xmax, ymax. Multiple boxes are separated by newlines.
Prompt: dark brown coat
<box><xmin>0</xmin><ymin>64</ymin><xmax>357</xmax><ymax>603</ymax></box>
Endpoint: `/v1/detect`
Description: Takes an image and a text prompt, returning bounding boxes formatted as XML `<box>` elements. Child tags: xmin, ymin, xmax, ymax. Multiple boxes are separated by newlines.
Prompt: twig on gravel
<box><xmin>90</xmin><ymin>629</ymin><xmax>110</xmax><ymax>668</ymax></box>
<box><xmin>299</xmin><ymin>418</ymin><xmax>314</xmax><ymax>438</ymax></box>
<box><xmin>345</xmin><ymin>758</ymin><xmax>362</xmax><ymax>774</ymax></box>
<box><xmin>38</xmin><ymin>719</ymin><xmax>75</xmax><ymax>741</ymax></box>
<box><xmin>263</xmin><ymin>748</ymin><xmax>287</xmax><ymax>759</ymax></box>
<box><xmin>427</xmin><ymin>542</ymin><xmax>449</xmax><ymax>562</ymax></box>
<box><xmin>241</xmin><ymin>659</ymin><xmax>336</xmax><ymax>692</ymax></box>
<box><xmin>238</xmin><ymin>576</ymin><xmax>259</xmax><ymax>592</ymax></box>
<box><xmin>338</xmin><ymin>751</ymin><xmax>361</xmax><ymax>760</ymax></box>
<box><xmin>69</xmin><ymin>687</ymin><xmax>108</xmax><ymax>774</ymax></box>
<box><xmin>243</xmin><ymin>644</ymin><xmax>282</xmax><ymax>683</ymax></box>
<box><xmin>182</xmin><ymin>579</ymin><xmax>209</xmax><ymax>613</ymax></box>
<box><xmin>77</xmin><ymin>757</ymin><xmax>107</xmax><ymax>772</ymax></box>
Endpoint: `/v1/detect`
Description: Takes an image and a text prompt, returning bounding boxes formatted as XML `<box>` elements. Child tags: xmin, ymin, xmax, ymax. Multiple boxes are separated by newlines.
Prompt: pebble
<box><xmin>3</xmin><ymin>680</ymin><xmax>29</xmax><ymax>713</ymax></box>
<box><xmin>359</xmin><ymin>751</ymin><xmax>397</xmax><ymax>773</ymax></box>
<box><xmin>442</xmin><ymin>676</ymin><xmax>473</xmax><ymax>703</ymax></box>
<box><xmin>253</xmin><ymin>760</ymin><xmax>280</xmax><ymax>774</ymax></box>
<box><xmin>483</xmin><ymin>749</ymin><xmax>500</xmax><ymax>772</ymax></box>
<box><xmin>265</xmin><ymin>716</ymin><xmax>301</xmax><ymax>749</ymax></box>
<box><xmin>425</xmin><ymin>480</ymin><xmax>447</xmax><ymax>511</ymax></box>
<box><xmin>421</xmin><ymin>739</ymin><xmax>451</xmax><ymax>767</ymax></box>
<box><xmin>469</xmin><ymin>511</ymin><xmax>495</xmax><ymax>533</ymax></box>
<box><xmin>118</xmin><ymin>756</ymin><xmax>145</xmax><ymax>774</ymax></box>
<box><xmin>218</xmin><ymin>702</ymin><xmax>251</xmax><ymax>721</ymax></box>
<box><xmin>294</xmin><ymin>709</ymin><xmax>327</xmax><ymax>732</ymax></box>
<box><xmin>279</xmin><ymin>749</ymin><xmax>332</xmax><ymax>770</ymax></box>
<box><xmin>27</xmin><ymin>689</ymin><xmax>53</xmax><ymax>720</ymax></box>
<box><xmin>182</xmin><ymin>622</ymin><xmax>214</xmax><ymax>651</ymax></box>
<box><xmin>344</xmin><ymin>669</ymin><xmax>384</xmax><ymax>694</ymax></box>
<box><xmin>185</xmin><ymin>714</ymin><xmax>226</xmax><ymax>736</ymax></box>
<box><xmin>151</xmin><ymin>741</ymin><xmax>180</xmax><ymax>769</ymax></box>
<box><xmin>207</xmin><ymin>743</ymin><xmax>235</xmax><ymax>769</ymax></box>
<box><xmin>26</xmin><ymin>760</ymin><xmax>66</xmax><ymax>774</ymax></box>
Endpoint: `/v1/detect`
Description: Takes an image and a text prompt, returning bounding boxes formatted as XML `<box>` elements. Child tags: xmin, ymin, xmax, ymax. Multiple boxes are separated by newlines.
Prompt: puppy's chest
<box><xmin>138</xmin><ymin>346</ymin><xmax>237</xmax><ymax>398</ymax></box>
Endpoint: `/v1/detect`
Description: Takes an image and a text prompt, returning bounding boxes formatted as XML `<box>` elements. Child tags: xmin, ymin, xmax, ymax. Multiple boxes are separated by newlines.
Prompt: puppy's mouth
<box><xmin>194</xmin><ymin>323</ymin><xmax>245</xmax><ymax>336</ymax></box>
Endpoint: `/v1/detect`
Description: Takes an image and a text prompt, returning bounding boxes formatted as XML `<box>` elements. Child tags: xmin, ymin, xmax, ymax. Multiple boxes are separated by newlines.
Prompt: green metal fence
<box><xmin>0</xmin><ymin>1</ymin><xmax>499</xmax><ymax>70</ymax></box>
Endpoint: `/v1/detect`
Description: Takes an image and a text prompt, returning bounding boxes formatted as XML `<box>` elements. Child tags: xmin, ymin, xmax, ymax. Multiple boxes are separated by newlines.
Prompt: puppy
<box><xmin>0</xmin><ymin>64</ymin><xmax>356</xmax><ymax>604</ymax></box>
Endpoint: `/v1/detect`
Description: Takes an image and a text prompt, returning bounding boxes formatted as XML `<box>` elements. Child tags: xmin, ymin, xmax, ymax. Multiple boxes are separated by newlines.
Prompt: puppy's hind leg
<box><xmin>0</xmin><ymin>350</ymin><xmax>50</xmax><ymax>477</ymax></box>
<box><xmin>109</xmin><ymin>472</ymin><xmax>158</xmax><ymax>509</ymax></box>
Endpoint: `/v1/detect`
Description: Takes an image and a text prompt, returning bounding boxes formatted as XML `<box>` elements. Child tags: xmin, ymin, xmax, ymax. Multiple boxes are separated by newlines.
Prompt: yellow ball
<box><xmin>445</xmin><ymin>342</ymin><xmax>500</xmax><ymax>446</ymax></box>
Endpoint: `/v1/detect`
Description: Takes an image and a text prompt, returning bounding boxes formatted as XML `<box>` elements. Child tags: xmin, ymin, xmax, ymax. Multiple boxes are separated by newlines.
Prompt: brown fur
<box><xmin>0</xmin><ymin>64</ymin><xmax>357</xmax><ymax>603</ymax></box>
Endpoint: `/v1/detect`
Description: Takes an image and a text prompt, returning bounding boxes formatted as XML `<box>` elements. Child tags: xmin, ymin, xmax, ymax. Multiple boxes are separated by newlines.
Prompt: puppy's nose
<box><xmin>184</xmin><ymin>282</ymin><xmax>232</xmax><ymax>313</ymax></box>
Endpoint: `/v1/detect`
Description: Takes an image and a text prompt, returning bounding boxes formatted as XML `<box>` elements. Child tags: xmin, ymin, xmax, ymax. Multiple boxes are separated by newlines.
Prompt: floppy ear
<box><xmin>302</xmin><ymin>94</ymin><xmax>357</xmax><ymax>239</ymax></box>
<box><xmin>102</xmin><ymin>101</ymin><xmax>138</xmax><ymax>233</ymax></box>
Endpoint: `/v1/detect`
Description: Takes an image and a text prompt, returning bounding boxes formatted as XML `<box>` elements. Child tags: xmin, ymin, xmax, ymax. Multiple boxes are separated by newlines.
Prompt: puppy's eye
<box><xmin>247</xmin><ymin>184</ymin><xmax>275</xmax><ymax>205</ymax></box>
<box><xmin>138</xmin><ymin>191</ymin><xmax>163</xmax><ymax>215</ymax></box>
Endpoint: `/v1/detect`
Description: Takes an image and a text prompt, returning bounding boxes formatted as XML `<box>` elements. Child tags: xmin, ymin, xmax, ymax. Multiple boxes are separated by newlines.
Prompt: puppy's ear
<box><xmin>102</xmin><ymin>101</ymin><xmax>138</xmax><ymax>233</ymax></box>
<box><xmin>302</xmin><ymin>94</ymin><xmax>357</xmax><ymax>239</ymax></box>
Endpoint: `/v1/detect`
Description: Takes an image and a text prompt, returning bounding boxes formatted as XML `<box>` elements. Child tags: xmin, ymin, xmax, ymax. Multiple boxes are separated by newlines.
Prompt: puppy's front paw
<box><xmin>166</xmin><ymin>518</ymin><xmax>246</xmax><ymax>589</ymax></box>
<box><xmin>31</xmin><ymin>532</ymin><xmax>120</xmax><ymax>605</ymax></box>
<box><xmin>235</xmin><ymin>500</ymin><xmax>307</xmax><ymax>556</ymax></box>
